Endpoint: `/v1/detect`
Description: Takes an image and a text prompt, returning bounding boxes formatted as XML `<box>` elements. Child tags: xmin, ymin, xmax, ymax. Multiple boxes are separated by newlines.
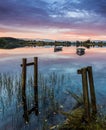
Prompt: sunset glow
<box><xmin>0</xmin><ymin>0</ymin><xmax>106</xmax><ymax>41</ymax></box>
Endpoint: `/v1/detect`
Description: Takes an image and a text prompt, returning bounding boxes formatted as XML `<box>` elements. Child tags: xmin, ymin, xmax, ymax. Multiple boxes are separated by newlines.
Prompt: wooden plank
<box><xmin>81</xmin><ymin>68</ymin><xmax>90</xmax><ymax>122</ymax></box>
<box><xmin>21</xmin><ymin>62</ymin><xmax>34</xmax><ymax>67</ymax></box>
<box><xmin>77</xmin><ymin>69</ymin><xmax>82</xmax><ymax>74</ymax></box>
<box><xmin>34</xmin><ymin>57</ymin><xmax>39</xmax><ymax>115</ymax></box>
<box><xmin>28</xmin><ymin>107</ymin><xmax>36</xmax><ymax>115</ymax></box>
<box><xmin>22</xmin><ymin>58</ymin><xmax>29</xmax><ymax>123</ymax></box>
<box><xmin>87</xmin><ymin>66</ymin><xmax>97</xmax><ymax>117</ymax></box>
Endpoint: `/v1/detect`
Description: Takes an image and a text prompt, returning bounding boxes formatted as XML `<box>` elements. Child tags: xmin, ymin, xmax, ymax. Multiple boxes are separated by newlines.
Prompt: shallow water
<box><xmin>0</xmin><ymin>49</ymin><xmax>106</xmax><ymax>130</ymax></box>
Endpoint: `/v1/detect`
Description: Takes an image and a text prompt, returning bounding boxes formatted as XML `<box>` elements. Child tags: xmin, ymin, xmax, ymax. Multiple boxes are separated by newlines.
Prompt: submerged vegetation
<box><xmin>0</xmin><ymin>72</ymin><xmax>106</xmax><ymax>129</ymax></box>
<box><xmin>0</xmin><ymin>37</ymin><xmax>106</xmax><ymax>49</ymax></box>
<box><xmin>0</xmin><ymin>72</ymin><xmax>73</xmax><ymax>129</ymax></box>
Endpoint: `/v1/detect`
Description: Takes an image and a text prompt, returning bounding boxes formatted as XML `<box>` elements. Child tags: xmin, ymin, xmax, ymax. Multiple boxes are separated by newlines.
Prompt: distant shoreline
<box><xmin>0</xmin><ymin>37</ymin><xmax>106</xmax><ymax>49</ymax></box>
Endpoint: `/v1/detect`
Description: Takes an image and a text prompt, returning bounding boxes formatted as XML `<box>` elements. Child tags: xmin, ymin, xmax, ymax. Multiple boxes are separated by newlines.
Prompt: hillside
<box><xmin>0</xmin><ymin>37</ymin><xmax>27</xmax><ymax>49</ymax></box>
<box><xmin>0</xmin><ymin>37</ymin><xmax>54</xmax><ymax>49</ymax></box>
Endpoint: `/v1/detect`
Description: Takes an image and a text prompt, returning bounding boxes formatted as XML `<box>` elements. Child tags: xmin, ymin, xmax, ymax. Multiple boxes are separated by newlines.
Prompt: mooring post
<box><xmin>87</xmin><ymin>66</ymin><xmax>97</xmax><ymax>117</ymax></box>
<box><xmin>78</xmin><ymin>68</ymin><xmax>90</xmax><ymax>122</ymax></box>
<box><xmin>78</xmin><ymin>66</ymin><xmax>97</xmax><ymax>122</ymax></box>
<box><xmin>34</xmin><ymin>57</ymin><xmax>38</xmax><ymax>115</ymax></box>
<box><xmin>82</xmin><ymin>68</ymin><xmax>91</xmax><ymax>122</ymax></box>
<box><xmin>22</xmin><ymin>58</ymin><xmax>29</xmax><ymax>123</ymax></box>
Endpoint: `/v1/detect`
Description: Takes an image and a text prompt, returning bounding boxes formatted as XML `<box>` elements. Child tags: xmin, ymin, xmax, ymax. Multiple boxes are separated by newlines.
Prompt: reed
<box><xmin>57</xmin><ymin>91</ymin><xmax>106</xmax><ymax>130</ymax></box>
<box><xmin>0</xmin><ymin>72</ymin><xmax>73</xmax><ymax>129</ymax></box>
<box><xmin>0</xmin><ymin>72</ymin><xmax>105</xmax><ymax>130</ymax></box>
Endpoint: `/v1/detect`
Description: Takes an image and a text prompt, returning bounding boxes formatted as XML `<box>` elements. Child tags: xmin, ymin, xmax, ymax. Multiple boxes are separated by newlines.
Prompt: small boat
<box><xmin>54</xmin><ymin>46</ymin><xmax>63</xmax><ymax>52</ymax></box>
<box><xmin>76</xmin><ymin>48</ymin><xmax>85</xmax><ymax>56</ymax></box>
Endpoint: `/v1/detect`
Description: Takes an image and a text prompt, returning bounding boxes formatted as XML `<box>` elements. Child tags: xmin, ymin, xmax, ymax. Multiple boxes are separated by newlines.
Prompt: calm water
<box><xmin>0</xmin><ymin>50</ymin><xmax>106</xmax><ymax>130</ymax></box>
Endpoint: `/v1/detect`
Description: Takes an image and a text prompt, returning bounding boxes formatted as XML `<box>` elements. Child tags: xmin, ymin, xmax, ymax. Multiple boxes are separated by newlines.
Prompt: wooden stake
<box><xmin>34</xmin><ymin>57</ymin><xmax>38</xmax><ymax>115</ymax></box>
<box><xmin>22</xmin><ymin>58</ymin><xmax>29</xmax><ymax>123</ymax></box>
<box><xmin>87</xmin><ymin>66</ymin><xmax>97</xmax><ymax>116</ymax></box>
<box><xmin>81</xmin><ymin>68</ymin><xmax>90</xmax><ymax>122</ymax></box>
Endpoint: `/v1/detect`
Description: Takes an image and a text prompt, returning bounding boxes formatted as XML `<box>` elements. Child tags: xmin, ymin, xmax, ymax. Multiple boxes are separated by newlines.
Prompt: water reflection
<box><xmin>0</xmin><ymin>62</ymin><xmax>106</xmax><ymax>129</ymax></box>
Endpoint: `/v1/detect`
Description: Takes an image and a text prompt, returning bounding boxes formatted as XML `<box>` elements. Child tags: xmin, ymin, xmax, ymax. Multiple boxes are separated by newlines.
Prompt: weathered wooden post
<box><xmin>78</xmin><ymin>66</ymin><xmax>97</xmax><ymax>122</ymax></box>
<box><xmin>87</xmin><ymin>66</ymin><xmax>97</xmax><ymax>117</ymax></box>
<box><xmin>21</xmin><ymin>57</ymin><xmax>39</xmax><ymax>123</ymax></box>
<box><xmin>34</xmin><ymin>57</ymin><xmax>38</xmax><ymax>115</ymax></box>
<box><xmin>78</xmin><ymin>68</ymin><xmax>90</xmax><ymax>122</ymax></box>
<box><xmin>22</xmin><ymin>58</ymin><xmax>29</xmax><ymax>123</ymax></box>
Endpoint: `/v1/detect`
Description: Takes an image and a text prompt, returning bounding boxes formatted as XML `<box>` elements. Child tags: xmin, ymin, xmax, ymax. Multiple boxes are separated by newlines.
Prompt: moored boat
<box><xmin>76</xmin><ymin>48</ymin><xmax>85</xmax><ymax>56</ymax></box>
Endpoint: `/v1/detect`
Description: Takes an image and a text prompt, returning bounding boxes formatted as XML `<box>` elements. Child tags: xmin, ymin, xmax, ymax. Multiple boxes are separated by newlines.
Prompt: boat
<box><xmin>76</xmin><ymin>48</ymin><xmax>85</xmax><ymax>56</ymax></box>
<box><xmin>54</xmin><ymin>46</ymin><xmax>63</xmax><ymax>52</ymax></box>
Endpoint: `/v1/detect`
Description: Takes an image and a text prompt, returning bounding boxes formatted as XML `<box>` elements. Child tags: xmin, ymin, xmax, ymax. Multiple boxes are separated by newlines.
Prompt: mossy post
<box><xmin>34</xmin><ymin>57</ymin><xmax>38</xmax><ymax>115</ymax></box>
<box><xmin>87</xmin><ymin>66</ymin><xmax>97</xmax><ymax>117</ymax></box>
<box><xmin>22</xmin><ymin>58</ymin><xmax>29</xmax><ymax>123</ymax></box>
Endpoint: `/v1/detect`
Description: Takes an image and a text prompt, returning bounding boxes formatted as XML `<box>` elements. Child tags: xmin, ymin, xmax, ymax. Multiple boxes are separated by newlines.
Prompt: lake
<box><xmin>0</xmin><ymin>47</ymin><xmax>106</xmax><ymax>130</ymax></box>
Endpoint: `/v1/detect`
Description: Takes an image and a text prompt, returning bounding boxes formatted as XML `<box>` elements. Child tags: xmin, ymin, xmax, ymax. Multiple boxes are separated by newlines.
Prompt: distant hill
<box><xmin>0</xmin><ymin>37</ymin><xmax>55</xmax><ymax>49</ymax></box>
<box><xmin>0</xmin><ymin>37</ymin><xmax>26</xmax><ymax>49</ymax></box>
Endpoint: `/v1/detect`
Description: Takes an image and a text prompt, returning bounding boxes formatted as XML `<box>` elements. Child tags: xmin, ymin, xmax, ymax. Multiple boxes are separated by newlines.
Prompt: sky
<box><xmin>0</xmin><ymin>0</ymin><xmax>106</xmax><ymax>41</ymax></box>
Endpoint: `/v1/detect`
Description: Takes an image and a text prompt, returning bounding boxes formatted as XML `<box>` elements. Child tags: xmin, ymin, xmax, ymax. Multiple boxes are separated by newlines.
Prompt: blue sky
<box><xmin>0</xmin><ymin>0</ymin><xmax>106</xmax><ymax>41</ymax></box>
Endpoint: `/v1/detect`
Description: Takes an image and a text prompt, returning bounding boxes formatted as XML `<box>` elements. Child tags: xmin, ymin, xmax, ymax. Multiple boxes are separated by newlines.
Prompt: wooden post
<box><xmin>34</xmin><ymin>57</ymin><xmax>38</xmax><ymax>115</ymax></box>
<box><xmin>87</xmin><ymin>66</ymin><xmax>97</xmax><ymax>117</ymax></box>
<box><xmin>78</xmin><ymin>66</ymin><xmax>97</xmax><ymax>122</ymax></box>
<box><xmin>22</xmin><ymin>58</ymin><xmax>29</xmax><ymax>123</ymax></box>
<box><xmin>81</xmin><ymin>68</ymin><xmax>90</xmax><ymax>122</ymax></box>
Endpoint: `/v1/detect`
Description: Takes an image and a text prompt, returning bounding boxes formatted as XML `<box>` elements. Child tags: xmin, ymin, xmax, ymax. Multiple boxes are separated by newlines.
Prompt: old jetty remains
<box><xmin>21</xmin><ymin>57</ymin><xmax>38</xmax><ymax>123</ymax></box>
<box><xmin>77</xmin><ymin>66</ymin><xmax>97</xmax><ymax>122</ymax></box>
<box><xmin>20</xmin><ymin>56</ymin><xmax>97</xmax><ymax>125</ymax></box>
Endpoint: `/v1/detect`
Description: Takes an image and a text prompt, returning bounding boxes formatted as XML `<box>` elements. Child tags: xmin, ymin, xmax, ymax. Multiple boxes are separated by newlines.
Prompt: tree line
<box><xmin>0</xmin><ymin>37</ymin><xmax>106</xmax><ymax>49</ymax></box>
